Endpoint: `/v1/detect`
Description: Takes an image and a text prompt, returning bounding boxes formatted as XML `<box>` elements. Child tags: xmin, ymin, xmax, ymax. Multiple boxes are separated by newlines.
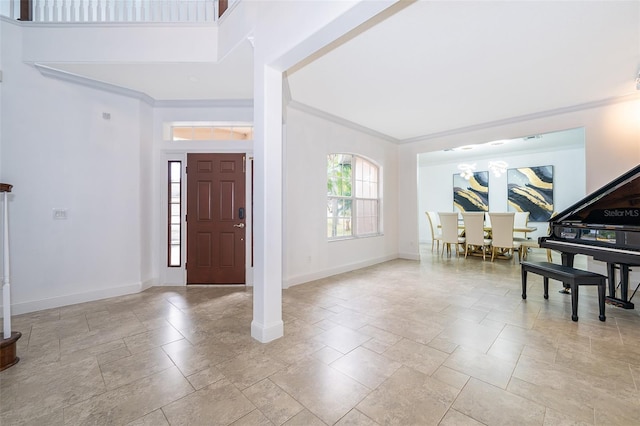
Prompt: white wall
<box><xmin>21</xmin><ymin>23</ymin><xmax>219</xmax><ymax>63</ymax></box>
<box><xmin>139</xmin><ymin>101</ymin><xmax>155</xmax><ymax>290</ymax></box>
<box><xmin>418</xmin><ymin>140</ymin><xmax>586</xmax><ymax>244</ymax></box>
<box><xmin>1</xmin><ymin>20</ymin><xmax>146</xmax><ymax>314</ymax></box>
<box><xmin>284</xmin><ymin>107</ymin><xmax>399</xmax><ymax>287</ymax></box>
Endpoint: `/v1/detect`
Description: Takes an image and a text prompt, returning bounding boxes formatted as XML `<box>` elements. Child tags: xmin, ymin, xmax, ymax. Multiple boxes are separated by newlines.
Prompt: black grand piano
<box><xmin>540</xmin><ymin>164</ymin><xmax>640</xmax><ymax>309</ymax></box>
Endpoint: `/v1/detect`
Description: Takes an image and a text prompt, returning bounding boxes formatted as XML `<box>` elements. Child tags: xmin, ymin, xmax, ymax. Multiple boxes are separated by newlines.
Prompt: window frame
<box><xmin>170</xmin><ymin>123</ymin><xmax>254</xmax><ymax>141</ymax></box>
<box><xmin>167</xmin><ymin>161</ymin><xmax>182</xmax><ymax>267</ymax></box>
<box><xmin>327</xmin><ymin>153</ymin><xmax>382</xmax><ymax>241</ymax></box>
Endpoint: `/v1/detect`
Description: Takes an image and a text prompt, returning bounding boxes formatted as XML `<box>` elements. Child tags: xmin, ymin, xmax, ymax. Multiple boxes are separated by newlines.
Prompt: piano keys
<box><xmin>539</xmin><ymin>164</ymin><xmax>640</xmax><ymax>309</ymax></box>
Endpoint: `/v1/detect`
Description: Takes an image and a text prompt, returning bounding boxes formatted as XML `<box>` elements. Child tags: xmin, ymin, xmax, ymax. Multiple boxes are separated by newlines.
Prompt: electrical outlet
<box><xmin>53</xmin><ymin>209</ymin><xmax>68</xmax><ymax>220</ymax></box>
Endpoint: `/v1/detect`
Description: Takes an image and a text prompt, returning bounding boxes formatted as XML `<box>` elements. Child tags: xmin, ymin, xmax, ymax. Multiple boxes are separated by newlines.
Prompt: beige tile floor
<box><xmin>2</xmin><ymin>247</ymin><xmax>640</xmax><ymax>425</ymax></box>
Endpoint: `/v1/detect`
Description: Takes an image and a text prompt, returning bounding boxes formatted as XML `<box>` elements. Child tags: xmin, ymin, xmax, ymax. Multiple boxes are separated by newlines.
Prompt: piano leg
<box><xmin>561</xmin><ymin>252</ymin><xmax>575</xmax><ymax>267</ymax></box>
<box><xmin>621</xmin><ymin>264</ymin><xmax>631</xmax><ymax>303</ymax></box>
<box><xmin>607</xmin><ymin>262</ymin><xmax>617</xmax><ymax>301</ymax></box>
<box><xmin>605</xmin><ymin>262</ymin><xmax>635</xmax><ymax>309</ymax></box>
<box><xmin>560</xmin><ymin>253</ymin><xmax>575</xmax><ymax>292</ymax></box>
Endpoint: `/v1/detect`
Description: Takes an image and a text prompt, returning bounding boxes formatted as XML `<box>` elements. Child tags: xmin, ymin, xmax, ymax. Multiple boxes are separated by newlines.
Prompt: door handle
<box><xmin>233</xmin><ymin>223</ymin><xmax>245</xmax><ymax>228</ymax></box>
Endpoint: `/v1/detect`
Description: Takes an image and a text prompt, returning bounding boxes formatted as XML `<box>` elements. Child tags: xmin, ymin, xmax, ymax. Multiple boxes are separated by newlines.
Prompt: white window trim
<box><xmin>327</xmin><ymin>153</ymin><xmax>382</xmax><ymax>241</ymax></box>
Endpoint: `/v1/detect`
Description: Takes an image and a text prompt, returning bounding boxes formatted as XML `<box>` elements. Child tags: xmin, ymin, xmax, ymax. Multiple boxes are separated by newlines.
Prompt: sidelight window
<box><xmin>168</xmin><ymin>161</ymin><xmax>182</xmax><ymax>267</ymax></box>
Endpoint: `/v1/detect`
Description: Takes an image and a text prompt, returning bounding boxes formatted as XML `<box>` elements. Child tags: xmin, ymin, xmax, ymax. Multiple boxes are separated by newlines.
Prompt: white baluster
<box><xmin>97</xmin><ymin>0</ymin><xmax>103</xmax><ymax>21</ymax></box>
<box><xmin>2</xmin><ymin>191</ymin><xmax>11</xmax><ymax>340</ymax></box>
<box><xmin>131</xmin><ymin>0</ymin><xmax>136</xmax><ymax>21</ymax></box>
<box><xmin>92</xmin><ymin>0</ymin><xmax>96</xmax><ymax>20</ymax></box>
<box><xmin>44</xmin><ymin>0</ymin><xmax>49</xmax><ymax>21</ymax></box>
<box><xmin>61</xmin><ymin>0</ymin><xmax>67</xmax><ymax>21</ymax></box>
<box><xmin>105</xmin><ymin>0</ymin><xmax>111</xmax><ymax>21</ymax></box>
<box><xmin>69</xmin><ymin>0</ymin><xmax>75</xmax><ymax>21</ymax></box>
<box><xmin>140</xmin><ymin>0</ymin><xmax>146</xmax><ymax>21</ymax></box>
<box><xmin>33</xmin><ymin>0</ymin><xmax>39</xmax><ymax>21</ymax></box>
<box><xmin>151</xmin><ymin>0</ymin><xmax>157</xmax><ymax>21</ymax></box>
<box><xmin>9</xmin><ymin>0</ymin><xmax>15</xmax><ymax>20</ymax></box>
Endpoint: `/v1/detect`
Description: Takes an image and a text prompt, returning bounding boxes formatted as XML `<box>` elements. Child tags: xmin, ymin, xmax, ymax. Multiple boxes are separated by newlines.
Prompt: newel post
<box><xmin>0</xmin><ymin>183</ymin><xmax>21</xmax><ymax>371</ymax></box>
<box><xmin>19</xmin><ymin>0</ymin><xmax>33</xmax><ymax>21</ymax></box>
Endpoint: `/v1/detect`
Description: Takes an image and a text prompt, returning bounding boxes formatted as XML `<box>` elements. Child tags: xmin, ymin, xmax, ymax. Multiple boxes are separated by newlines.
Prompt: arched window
<box><xmin>327</xmin><ymin>154</ymin><xmax>380</xmax><ymax>239</ymax></box>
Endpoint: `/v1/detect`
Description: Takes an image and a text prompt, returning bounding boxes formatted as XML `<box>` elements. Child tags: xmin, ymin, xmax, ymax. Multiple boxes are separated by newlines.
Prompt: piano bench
<box><xmin>521</xmin><ymin>261</ymin><xmax>606</xmax><ymax>322</ymax></box>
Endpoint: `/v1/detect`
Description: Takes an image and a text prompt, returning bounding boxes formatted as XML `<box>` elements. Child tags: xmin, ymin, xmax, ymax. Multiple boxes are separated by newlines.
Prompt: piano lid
<box><xmin>551</xmin><ymin>164</ymin><xmax>640</xmax><ymax>230</ymax></box>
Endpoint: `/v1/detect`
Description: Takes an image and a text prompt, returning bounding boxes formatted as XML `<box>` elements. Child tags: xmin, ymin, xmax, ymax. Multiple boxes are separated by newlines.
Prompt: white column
<box><xmin>2</xmin><ymin>191</ymin><xmax>11</xmax><ymax>339</ymax></box>
<box><xmin>251</xmin><ymin>63</ymin><xmax>284</xmax><ymax>343</ymax></box>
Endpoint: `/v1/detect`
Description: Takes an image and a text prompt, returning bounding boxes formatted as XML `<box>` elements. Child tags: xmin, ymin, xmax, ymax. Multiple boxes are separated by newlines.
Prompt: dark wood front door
<box><xmin>186</xmin><ymin>153</ymin><xmax>246</xmax><ymax>284</ymax></box>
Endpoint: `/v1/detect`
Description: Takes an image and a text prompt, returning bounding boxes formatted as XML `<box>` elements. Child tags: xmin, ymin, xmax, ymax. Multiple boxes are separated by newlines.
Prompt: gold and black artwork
<box><xmin>507</xmin><ymin>165</ymin><xmax>553</xmax><ymax>221</ymax></box>
<box><xmin>453</xmin><ymin>171</ymin><xmax>489</xmax><ymax>212</ymax></box>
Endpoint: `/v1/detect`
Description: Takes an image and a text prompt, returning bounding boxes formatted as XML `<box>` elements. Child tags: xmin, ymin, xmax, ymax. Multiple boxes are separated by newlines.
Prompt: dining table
<box><xmin>438</xmin><ymin>224</ymin><xmax>538</xmax><ymax>234</ymax></box>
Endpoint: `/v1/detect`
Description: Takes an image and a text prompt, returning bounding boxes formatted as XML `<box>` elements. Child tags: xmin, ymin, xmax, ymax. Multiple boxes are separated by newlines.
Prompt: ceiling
<box><xmin>417</xmin><ymin>127</ymin><xmax>585</xmax><ymax>167</ymax></box>
<box><xmin>45</xmin><ymin>39</ymin><xmax>255</xmax><ymax>101</ymax></box>
<box><xmin>43</xmin><ymin>1</ymin><xmax>639</xmax><ymax>143</ymax></box>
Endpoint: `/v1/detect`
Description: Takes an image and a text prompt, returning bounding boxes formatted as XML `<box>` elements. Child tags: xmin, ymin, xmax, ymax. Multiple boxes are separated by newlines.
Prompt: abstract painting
<box><xmin>453</xmin><ymin>171</ymin><xmax>489</xmax><ymax>212</ymax></box>
<box><xmin>507</xmin><ymin>165</ymin><xmax>554</xmax><ymax>221</ymax></box>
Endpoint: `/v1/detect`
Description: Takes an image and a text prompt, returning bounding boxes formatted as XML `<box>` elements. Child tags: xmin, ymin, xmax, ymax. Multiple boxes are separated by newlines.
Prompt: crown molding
<box><xmin>153</xmin><ymin>99</ymin><xmax>253</xmax><ymax>108</ymax></box>
<box><xmin>34</xmin><ymin>63</ymin><xmax>156</xmax><ymax>104</ymax></box>
<box><xmin>32</xmin><ymin>58</ymin><xmax>640</xmax><ymax>138</ymax></box>
<box><xmin>33</xmin><ymin>63</ymin><xmax>253</xmax><ymax>108</ymax></box>
<box><xmin>289</xmin><ymin>91</ymin><xmax>640</xmax><ymax>145</ymax></box>
<box><xmin>287</xmin><ymin>100</ymin><xmax>399</xmax><ymax>144</ymax></box>
<box><xmin>400</xmin><ymin>91</ymin><xmax>640</xmax><ymax>144</ymax></box>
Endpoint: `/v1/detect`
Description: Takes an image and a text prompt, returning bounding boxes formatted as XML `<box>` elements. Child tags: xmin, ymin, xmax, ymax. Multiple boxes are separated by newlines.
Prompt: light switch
<box><xmin>53</xmin><ymin>209</ymin><xmax>68</xmax><ymax>220</ymax></box>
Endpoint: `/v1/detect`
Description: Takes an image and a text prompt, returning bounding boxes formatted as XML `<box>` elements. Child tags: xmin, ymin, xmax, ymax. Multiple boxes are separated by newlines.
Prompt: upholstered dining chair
<box><xmin>439</xmin><ymin>212</ymin><xmax>465</xmax><ymax>257</ymax></box>
<box><xmin>488</xmin><ymin>212</ymin><xmax>521</xmax><ymax>262</ymax></box>
<box><xmin>484</xmin><ymin>212</ymin><xmax>492</xmax><ymax>229</ymax></box>
<box><xmin>513</xmin><ymin>211</ymin><xmax>531</xmax><ymax>240</ymax></box>
<box><xmin>462</xmin><ymin>212</ymin><xmax>491</xmax><ymax>260</ymax></box>
<box><xmin>425</xmin><ymin>211</ymin><xmax>443</xmax><ymax>253</ymax></box>
<box><xmin>519</xmin><ymin>212</ymin><xmax>556</xmax><ymax>262</ymax></box>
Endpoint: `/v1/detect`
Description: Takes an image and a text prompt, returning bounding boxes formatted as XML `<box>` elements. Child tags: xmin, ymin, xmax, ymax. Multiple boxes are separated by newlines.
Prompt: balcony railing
<box><xmin>1</xmin><ymin>0</ymin><xmax>230</xmax><ymax>23</ymax></box>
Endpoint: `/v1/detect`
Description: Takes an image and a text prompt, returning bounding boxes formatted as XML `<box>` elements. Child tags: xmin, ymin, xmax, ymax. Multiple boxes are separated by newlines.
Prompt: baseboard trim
<box><xmin>1</xmin><ymin>282</ymin><xmax>148</xmax><ymax>316</ymax></box>
<box><xmin>251</xmin><ymin>319</ymin><xmax>284</xmax><ymax>343</ymax></box>
<box><xmin>283</xmin><ymin>254</ymin><xmax>398</xmax><ymax>289</ymax></box>
<box><xmin>398</xmin><ymin>252</ymin><xmax>420</xmax><ymax>261</ymax></box>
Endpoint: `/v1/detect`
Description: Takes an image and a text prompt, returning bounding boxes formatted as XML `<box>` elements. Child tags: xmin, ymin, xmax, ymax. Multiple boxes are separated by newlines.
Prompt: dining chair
<box><xmin>484</xmin><ymin>212</ymin><xmax>492</xmax><ymax>228</ymax></box>
<box><xmin>439</xmin><ymin>212</ymin><xmax>465</xmax><ymax>257</ymax></box>
<box><xmin>520</xmin><ymin>212</ymin><xmax>556</xmax><ymax>262</ymax></box>
<box><xmin>462</xmin><ymin>212</ymin><xmax>491</xmax><ymax>260</ymax></box>
<box><xmin>513</xmin><ymin>211</ymin><xmax>530</xmax><ymax>240</ymax></box>
<box><xmin>425</xmin><ymin>211</ymin><xmax>443</xmax><ymax>253</ymax></box>
<box><xmin>488</xmin><ymin>212</ymin><xmax>521</xmax><ymax>262</ymax></box>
